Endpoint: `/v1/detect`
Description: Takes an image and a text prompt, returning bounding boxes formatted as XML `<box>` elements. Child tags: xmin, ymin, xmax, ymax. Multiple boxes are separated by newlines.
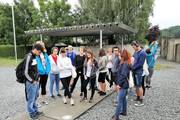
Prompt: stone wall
<box><xmin>160</xmin><ymin>38</ymin><xmax>180</xmax><ymax>63</ymax></box>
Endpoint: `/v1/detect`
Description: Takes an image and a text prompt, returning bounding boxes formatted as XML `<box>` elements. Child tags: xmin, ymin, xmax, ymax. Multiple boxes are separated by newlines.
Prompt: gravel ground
<box><xmin>0</xmin><ymin>59</ymin><xmax>180</xmax><ymax>120</ymax></box>
<box><xmin>76</xmin><ymin>59</ymin><xmax>180</xmax><ymax>120</ymax></box>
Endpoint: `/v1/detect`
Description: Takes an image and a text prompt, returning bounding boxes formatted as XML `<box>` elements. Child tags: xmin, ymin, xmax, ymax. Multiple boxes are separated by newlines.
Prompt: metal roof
<box><xmin>24</xmin><ymin>22</ymin><xmax>137</xmax><ymax>37</ymax></box>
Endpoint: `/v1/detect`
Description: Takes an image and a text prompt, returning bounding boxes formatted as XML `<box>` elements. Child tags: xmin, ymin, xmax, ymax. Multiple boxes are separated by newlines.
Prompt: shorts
<box><xmin>133</xmin><ymin>73</ymin><xmax>143</xmax><ymax>87</ymax></box>
<box><xmin>98</xmin><ymin>72</ymin><xmax>107</xmax><ymax>83</ymax></box>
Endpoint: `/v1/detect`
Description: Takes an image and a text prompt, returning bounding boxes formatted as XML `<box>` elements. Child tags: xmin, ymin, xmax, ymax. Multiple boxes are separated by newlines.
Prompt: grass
<box><xmin>0</xmin><ymin>57</ymin><xmax>22</xmax><ymax>67</ymax></box>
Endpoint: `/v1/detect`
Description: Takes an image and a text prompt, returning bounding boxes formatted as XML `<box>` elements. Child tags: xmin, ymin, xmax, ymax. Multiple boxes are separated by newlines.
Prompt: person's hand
<box><xmin>117</xmin><ymin>85</ymin><xmax>121</xmax><ymax>90</ymax></box>
<box><xmin>33</xmin><ymin>80</ymin><xmax>37</xmax><ymax>85</ymax></box>
<box><xmin>84</xmin><ymin>75</ymin><xmax>87</xmax><ymax>80</ymax></box>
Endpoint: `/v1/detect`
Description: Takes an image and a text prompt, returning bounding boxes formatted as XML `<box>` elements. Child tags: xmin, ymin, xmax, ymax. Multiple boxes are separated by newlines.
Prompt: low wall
<box><xmin>160</xmin><ymin>38</ymin><xmax>180</xmax><ymax>63</ymax></box>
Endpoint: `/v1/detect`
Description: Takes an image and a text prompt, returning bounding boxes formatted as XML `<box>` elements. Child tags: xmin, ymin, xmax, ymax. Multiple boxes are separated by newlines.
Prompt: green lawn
<box><xmin>0</xmin><ymin>57</ymin><xmax>22</xmax><ymax>67</ymax></box>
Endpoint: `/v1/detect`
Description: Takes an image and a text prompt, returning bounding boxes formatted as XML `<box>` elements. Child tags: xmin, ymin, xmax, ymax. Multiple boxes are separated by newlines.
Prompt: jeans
<box><xmin>25</xmin><ymin>81</ymin><xmax>39</xmax><ymax>117</ymax></box>
<box><xmin>49</xmin><ymin>73</ymin><xmax>60</xmax><ymax>96</ymax></box>
<box><xmin>146</xmin><ymin>68</ymin><xmax>154</xmax><ymax>86</ymax></box>
<box><xmin>115</xmin><ymin>89</ymin><xmax>127</xmax><ymax>119</ymax></box>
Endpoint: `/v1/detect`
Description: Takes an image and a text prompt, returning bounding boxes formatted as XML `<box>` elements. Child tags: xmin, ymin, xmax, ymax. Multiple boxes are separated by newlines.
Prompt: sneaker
<box><xmin>70</xmin><ymin>98</ymin><xmax>74</xmax><ymax>106</ymax></box>
<box><xmin>80</xmin><ymin>92</ymin><xmax>83</xmax><ymax>96</ymax></box>
<box><xmin>135</xmin><ymin>101</ymin><xmax>144</xmax><ymax>107</ymax></box>
<box><xmin>80</xmin><ymin>97</ymin><xmax>87</xmax><ymax>102</ymax></box>
<box><xmin>36</xmin><ymin>111</ymin><xmax>44</xmax><ymax>117</ymax></box>
<box><xmin>98</xmin><ymin>91</ymin><xmax>103</xmax><ymax>94</ymax></box>
<box><xmin>133</xmin><ymin>97</ymin><xmax>139</xmax><ymax>101</ymax></box>
<box><xmin>42</xmin><ymin>101</ymin><xmax>48</xmax><ymax>105</ymax></box>
<box><xmin>51</xmin><ymin>95</ymin><xmax>55</xmax><ymax>99</ymax></box>
<box><xmin>111</xmin><ymin>115</ymin><xmax>120</xmax><ymax>120</ymax></box>
<box><xmin>100</xmin><ymin>92</ymin><xmax>106</xmax><ymax>96</ymax></box>
<box><xmin>120</xmin><ymin>112</ymin><xmax>127</xmax><ymax>116</ymax></box>
<box><xmin>57</xmin><ymin>94</ymin><xmax>61</xmax><ymax>97</ymax></box>
<box><xmin>63</xmin><ymin>97</ymin><xmax>67</xmax><ymax>104</ymax></box>
<box><xmin>89</xmin><ymin>98</ymin><xmax>93</xmax><ymax>103</ymax></box>
<box><xmin>30</xmin><ymin>115</ymin><xmax>39</xmax><ymax>120</ymax></box>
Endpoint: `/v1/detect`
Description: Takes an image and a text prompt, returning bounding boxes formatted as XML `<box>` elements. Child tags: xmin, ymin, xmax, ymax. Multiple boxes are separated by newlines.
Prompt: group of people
<box><xmin>112</xmin><ymin>40</ymin><xmax>158</xmax><ymax>120</ymax></box>
<box><xmin>23</xmin><ymin>40</ymin><xmax>158</xmax><ymax>120</ymax></box>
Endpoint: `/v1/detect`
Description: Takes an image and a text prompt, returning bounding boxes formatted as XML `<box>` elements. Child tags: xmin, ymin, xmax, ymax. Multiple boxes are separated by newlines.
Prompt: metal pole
<box><xmin>40</xmin><ymin>34</ymin><xmax>43</xmax><ymax>42</ymax></box>
<box><xmin>100</xmin><ymin>30</ymin><xmax>102</xmax><ymax>49</ymax></box>
<box><xmin>121</xmin><ymin>35</ymin><xmax>124</xmax><ymax>50</ymax></box>
<box><xmin>12</xmin><ymin>5</ymin><xmax>17</xmax><ymax>63</ymax></box>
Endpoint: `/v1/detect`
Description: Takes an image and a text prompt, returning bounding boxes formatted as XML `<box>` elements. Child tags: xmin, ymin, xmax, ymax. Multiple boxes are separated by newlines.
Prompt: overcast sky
<box><xmin>1</xmin><ymin>0</ymin><xmax>180</xmax><ymax>29</ymax></box>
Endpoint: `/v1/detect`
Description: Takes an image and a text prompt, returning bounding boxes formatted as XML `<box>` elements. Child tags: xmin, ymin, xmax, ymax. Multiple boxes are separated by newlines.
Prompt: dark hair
<box><xmin>131</xmin><ymin>40</ymin><xmax>140</xmax><ymax>47</ymax></box>
<box><xmin>33</xmin><ymin>44</ymin><xmax>44</xmax><ymax>52</ymax></box>
<box><xmin>113</xmin><ymin>46</ymin><xmax>119</xmax><ymax>50</ymax></box>
<box><xmin>99</xmin><ymin>49</ymin><xmax>106</xmax><ymax>57</ymax></box>
<box><xmin>86</xmin><ymin>49</ymin><xmax>94</xmax><ymax>59</ymax></box>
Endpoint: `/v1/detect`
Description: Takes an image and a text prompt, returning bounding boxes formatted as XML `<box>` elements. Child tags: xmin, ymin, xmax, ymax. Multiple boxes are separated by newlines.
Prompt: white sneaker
<box><xmin>42</xmin><ymin>101</ymin><xmax>48</xmax><ymax>105</ymax></box>
<box><xmin>70</xmin><ymin>98</ymin><xmax>74</xmax><ymax>106</ymax></box>
<box><xmin>63</xmin><ymin>97</ymin><xmax>67</xmax><ymax>104</ymax></box>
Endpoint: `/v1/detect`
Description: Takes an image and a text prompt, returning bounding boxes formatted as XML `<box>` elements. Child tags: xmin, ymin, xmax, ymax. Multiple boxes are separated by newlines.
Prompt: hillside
<box><xmin>161</xmin><ymin>26</ymin><xmax>180</xmax><ymax>38</ymax></box>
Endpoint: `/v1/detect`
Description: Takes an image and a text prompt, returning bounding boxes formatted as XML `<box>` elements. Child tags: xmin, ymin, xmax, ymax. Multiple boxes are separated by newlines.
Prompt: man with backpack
<box><xmin>24</xmin><ymin>44</ymin><xmax>44</xmax><ymax>120</ymax></box>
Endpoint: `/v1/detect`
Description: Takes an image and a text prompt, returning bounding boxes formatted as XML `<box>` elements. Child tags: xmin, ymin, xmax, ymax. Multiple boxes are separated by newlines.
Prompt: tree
<box><xmin>0</xmin><ymin>3</ymin><xmax>13</xmax><ymax>45</ymax></box>
<box><xmin>76</xmin><ymin>0</ymin><xmax>155</xmax><ymax>43</ymax></box>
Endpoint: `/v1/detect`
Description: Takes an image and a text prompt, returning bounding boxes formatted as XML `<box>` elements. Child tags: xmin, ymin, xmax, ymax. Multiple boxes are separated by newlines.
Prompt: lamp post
<box><xmin>12</xmin><ymin>4</ymin><xmax>17</xmax><ymax>63</ymax></box>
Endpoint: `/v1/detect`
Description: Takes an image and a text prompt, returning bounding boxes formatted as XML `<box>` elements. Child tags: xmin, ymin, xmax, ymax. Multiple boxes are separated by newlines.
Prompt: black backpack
<box><xmin>15</xmin><ymin>56</ymin><xmax>27</xmax><ymax>83</ymax></box>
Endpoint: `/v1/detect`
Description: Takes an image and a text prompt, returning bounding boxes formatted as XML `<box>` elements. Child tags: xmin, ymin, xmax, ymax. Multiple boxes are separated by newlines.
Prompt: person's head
<box><xmin>99</xmin><ymin>48</ymin><xmax>106</xmax><ymax>57</ymax></box>
<box><xmin>51</xmin><ymin>47</ymin><xmax>59</xmax><ymax>55</ymax></box>
<box><xmin>60</xmin><ymin>47</ymin><xmax>66</xmax><ymax>57</ymax></box>
<box><xmin>131</xmin><ymin>40</ymin><xmax>141</xmax><ymax>51</ymax></box>
<box><xmin>121</xmin><ymin>49</ymin><xmax>131</xmax><ymax>64</ymax></box>
<box><xmin>79</xmin><ymin>47</ymin><xmax>84</xmax><ymax>55</ymax></box>
<box><xmin>107</xmin><ymin>48</ymin><xmax>113</xmax><ymax>55</ymax></box>
<box><xmin>113</xmin><ymin>47</ymin><xmax>120</xmax><ymax>56</ymax></box>
<box><xmin>32</xmin><ymin>44</ymin><xmax>44</xmax><ymax>56</ymax></box>
<box><xmin>86</xmin><ymin>49</ymin><xmax>93</xmax><ymax>60</ymax></box>
<box><xmin>68</xmin><ymin>45</ymin><xmax>73</xmax><ymax>52</ymax></box>
<box><xmin>36</xmin><ymin>41</ymin><xmax>45</xmax><ymax>48</ymax></box>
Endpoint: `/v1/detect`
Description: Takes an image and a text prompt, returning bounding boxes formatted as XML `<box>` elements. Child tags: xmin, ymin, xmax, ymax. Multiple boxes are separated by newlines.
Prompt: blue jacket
<box><xmin>36</xmin><ymin>52</ymin><xmax>51</xmax><ymax>75</ymax></box>
<box><xmin>146</xmin><ymin>42</ymin><xmax>158</xmax><ymax>68</ymax></box>
<box><xmin>66</xmin><ymin>51</ymin><xmax>76</xmax><ymax>66</ymax></box>
<box><xmin>133</xmin><ymin>50</ymin><xmax>146</xmax><ymax>74</ymax></box>
<box><xmin>117</xmin><ymin>63</ymin><xmax>130</xmax><ymax>89</ymax></box>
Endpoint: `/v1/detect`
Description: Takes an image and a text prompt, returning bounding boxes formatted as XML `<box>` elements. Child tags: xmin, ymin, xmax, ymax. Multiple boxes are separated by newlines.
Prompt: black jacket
<box><xmin>24</xmin><ymin>52</ymin><xmax>39</xmax><ymax>83</ymax></box>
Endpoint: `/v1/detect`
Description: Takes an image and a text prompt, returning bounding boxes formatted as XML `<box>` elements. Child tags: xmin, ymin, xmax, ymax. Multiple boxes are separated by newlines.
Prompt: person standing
<box><xmin>146</xmin><ymin>41</ymin><xmax>158</xmax><ymax>88</ymax></box>
<box><xmin>36</xmin><ymin>41</ymin><xmax>51</xmax><ymax>105</ymax></box>
<box><xmin>59</xmin><ymin>48</ymin><xmax>74</xmax><ymax>106</ymax></box>
<box><xmin>106</xmin><ymin>48</ymin><xmax>113</xmax><ymax>89</ymax></box>
<box><xmin>49</xmin><ymin>47</ymin><xmax>61</xmax><ymax>98</ymax></box>
<box><xmin>112</xmin><ymin>49</ymin><xmax>131</xmax><ymax>120</ymax></box>
<box><xmin>111</xmin><ymin>47</ymin><xmax>121</xmax><ymax>87</ymax></box>
<box><xmin>66</xmin><ymin>45</ymin><xmax>76</xmax><ymax>66</ymax></box>
<box><xmin>70</xmin><ymin>47</ymin><xmax>85</xmax><ymax>96</ymax></box>
<box><xmin>81</xmin><ymin>49</ymin><xmax>98</xmax><ymax>103</ymax></box>
<box><xmin>98</xmin><ymin>49</ymin><xmax>108</xmax><ymax>96</ymax></box>
<box><xmin>131</xmin><ymin>41</ymin><xmax>146</xmax><ymax>107</ymax></box>
<box><xmin>24</xmin><ymin>44</ymin><xmax>44</xmax><ymax>120</ymax></box>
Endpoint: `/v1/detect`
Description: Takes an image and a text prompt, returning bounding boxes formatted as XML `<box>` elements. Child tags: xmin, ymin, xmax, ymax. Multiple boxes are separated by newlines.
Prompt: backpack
<box><xmin>15</xmin><ymin>56</ymin><xmax>27</xmax><ymax>83</ymax></box>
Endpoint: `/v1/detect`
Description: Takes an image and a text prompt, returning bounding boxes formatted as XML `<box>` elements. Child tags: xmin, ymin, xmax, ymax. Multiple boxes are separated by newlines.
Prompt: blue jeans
<box><xmin>25</xmin><ymin>81</ymin><xmax>39</xmax><ymax>117</ymax></box>
<box><xmin>49</xmin><ymin>73</ymin><xmax>60</xmax><ymax>96</ymax></box>
<box><xmin>115</xmin><ymin>89</ymin><xmax>127</xmax><ymax>119</ymax></box>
